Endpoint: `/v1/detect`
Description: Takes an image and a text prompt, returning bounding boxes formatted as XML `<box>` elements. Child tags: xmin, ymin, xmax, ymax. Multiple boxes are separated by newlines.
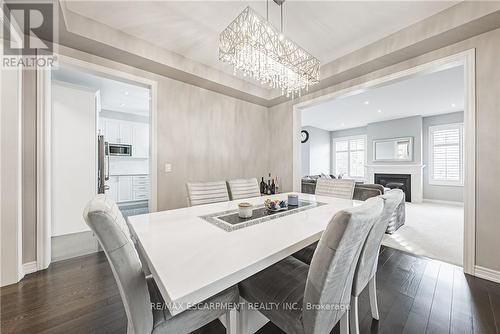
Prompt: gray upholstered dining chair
<box><xmin>238</xmin><ymin>197</ymin><xmax>384</xmax><ymax>334</ymax></box>
<box><xmin>226</xmin><ymin>178</ymin><xmax>261</xmax><ymax>200</ymax></box>
<box><xmin>186</xmin><ymin>181</ymin><xmax>230</xmax><ymax>206</ymax></box>
<box><xmin>349</xmin><ymin>189</ymin><xmax>404</xmax><ymax>334</ymax></box>
<box><xmin>83</xmin><ymin>195</ymin><xmax>239</xmax><ymax>334</ymax></box>
<box><xmin>315</xmin><ymin>178</ymin><xmax>356</xmax><ymax>199</ymax></box>
<box><xmin>385</xmin><ymin>191</ymin><xmax>406</xmax><ymax>234</ymax></box>
<box><xmin>292</xmin><ymin>189</ymin><xmax>405</xmax><ymax>334</ymax></box>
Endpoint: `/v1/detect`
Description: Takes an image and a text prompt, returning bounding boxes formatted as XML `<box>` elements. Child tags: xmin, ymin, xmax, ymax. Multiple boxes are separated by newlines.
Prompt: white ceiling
<box><xmin>52</xmin><ymin>66</ymin><xmax>150</xmax><ymax>115</ymax></box>
<box><xmin>64</xmin><ymin>1</ymin><xmax>457</xmax><ymax>88</ymax></box>
<box><xmin>301</xmin><ymin>65</ymin><xmax>464</xmax><ymax>131</ymax></box>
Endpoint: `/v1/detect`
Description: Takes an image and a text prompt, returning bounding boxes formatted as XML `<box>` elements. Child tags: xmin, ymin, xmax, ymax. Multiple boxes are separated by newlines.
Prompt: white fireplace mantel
<box><xmin>365</xmin><ymin>164</ymin><xmax>426</xmax><ymax>202</ymax></box>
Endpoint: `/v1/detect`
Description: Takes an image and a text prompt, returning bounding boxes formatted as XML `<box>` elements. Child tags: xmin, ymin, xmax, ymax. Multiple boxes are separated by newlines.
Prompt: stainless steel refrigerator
<box><xmin>97</xmin><ymin>134</ymin><xmax>109</xmax><ymax>194</ymax></box>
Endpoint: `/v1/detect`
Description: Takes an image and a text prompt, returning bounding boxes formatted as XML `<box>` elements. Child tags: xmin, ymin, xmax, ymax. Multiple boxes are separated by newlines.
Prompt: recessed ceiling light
<box><xmin>124</xmin><ymin>91</ymin><xmax>129</xmax><ymax>96</ymax></box>
<box><xmin>120</xmin><ymin>103</ymin><xmax>125</xmax><ymax>107</ymax></box>
<box><xmin>364</xmin><ymin>101</ymin><xmax>370</xmax><ymax>105</ymax></box>
<box><xmin>341</xmin><ymin>123</ymin><xmax>345</xmax><ymax>126</ymax></box>
<box><xmin>451</xmin><ymin>103</ymin><xmax>456</xmax><ymax>107</ymax></box>
<box><xmin>377</xmin><ymin>109</ymin><xmax>382</xmax><ymax>113</ymax></box>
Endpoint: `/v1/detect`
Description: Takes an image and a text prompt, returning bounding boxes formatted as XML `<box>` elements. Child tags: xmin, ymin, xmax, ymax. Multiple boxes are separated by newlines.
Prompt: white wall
<box><xmin>423</xmin><ymin>111</ymin><xmax>464</xmax><ymax>202</ymax></box>
<box><xmin>329</xmin><ymin>114</ymin><xmax>464</xmax><ymax>202</ymax></box>
<box><xmin>329</xmin><ymin>116</ymin><xmax>423</xmax><ymax>174</ymax></box>
<box><xmin>367</xmin><ymin>116</ymin><xmax>423</xmax><ymax>164</ymax></box>
<box><xmin>329</xmin><ymin>116</ymin><xmax>423</xmax><ymax>167</ymax></box>
<box><xmin>330</xmin><ymin>127</ymin><xmax>367</xmax><ymax>140</ymax></box>
<box><xmin>301</xmin><ymin>126</ymin><xmax>331</xmax><ymax>176</ymax></box>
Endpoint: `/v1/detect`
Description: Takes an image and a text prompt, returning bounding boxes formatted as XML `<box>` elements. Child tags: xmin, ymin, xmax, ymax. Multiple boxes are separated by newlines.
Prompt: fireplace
<box><xmin>374</xmin><ymin>173</ymin><xmax>412</xmax><ymax>202</ymax></box>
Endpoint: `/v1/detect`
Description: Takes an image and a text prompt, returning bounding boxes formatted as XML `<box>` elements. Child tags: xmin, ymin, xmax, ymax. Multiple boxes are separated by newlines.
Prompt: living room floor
<box><xmin>382</xmin><ymin>201</ymin><xmax>464</xmax><ymax>266</ymax></box>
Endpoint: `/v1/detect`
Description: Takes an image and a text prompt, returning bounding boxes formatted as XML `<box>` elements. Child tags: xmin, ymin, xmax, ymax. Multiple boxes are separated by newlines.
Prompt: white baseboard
<box><xmin>51</xmin><ymin>231</ymin><xmax>99</xmax><ymax>262</ymax></box>
<box><xmin>22</xmin><ymin>261</ymin><xmax>38</xmax><ymax>275</ymax></box>
<box><xmin>475</xmin><ymin>266</ymin><xmax>500</xmax><ymax>284</ymax></box>
<box><xmin>423</xmin><ymin>199</ymin><xmax>464</xmax><ymax>206</ymax></box>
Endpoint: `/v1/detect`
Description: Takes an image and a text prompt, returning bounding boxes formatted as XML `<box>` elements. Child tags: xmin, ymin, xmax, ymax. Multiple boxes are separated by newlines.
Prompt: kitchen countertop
<box><xmin>109</xmin><ymin>173</ymin><xmax>149</xmax><ymax>176</ymax></box>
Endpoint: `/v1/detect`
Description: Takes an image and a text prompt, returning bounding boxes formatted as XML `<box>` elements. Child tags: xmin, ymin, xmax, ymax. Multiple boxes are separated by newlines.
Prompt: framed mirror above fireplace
<box><xmin>373</xmin><ymin>136</ymin><xmax>413</xmax><ymax>162</ymax></box>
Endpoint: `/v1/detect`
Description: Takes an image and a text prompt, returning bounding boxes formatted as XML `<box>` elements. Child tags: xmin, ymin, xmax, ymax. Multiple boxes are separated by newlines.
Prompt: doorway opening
<box><xmin>293</xmin><ymin>50</ymin><xmax>475</xmax><ymax>272</ymax></box>
<box><xmin>36</xmin><ymin>55</ymin><xmax>157</xmax><ymax>267</ymax></box>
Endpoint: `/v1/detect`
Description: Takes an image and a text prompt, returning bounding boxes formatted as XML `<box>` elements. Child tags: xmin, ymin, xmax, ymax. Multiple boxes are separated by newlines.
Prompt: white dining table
<box><xmin>128</xmin><ymin>192</ymin><xmax>357</xmax><ymax>330</ymax></box>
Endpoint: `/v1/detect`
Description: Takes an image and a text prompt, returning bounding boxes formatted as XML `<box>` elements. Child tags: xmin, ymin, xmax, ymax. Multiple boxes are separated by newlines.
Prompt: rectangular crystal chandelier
<box><xmin>219</xmin><ymin>6</ymin><xmax>320</xmax><ymax>98</ymax></box>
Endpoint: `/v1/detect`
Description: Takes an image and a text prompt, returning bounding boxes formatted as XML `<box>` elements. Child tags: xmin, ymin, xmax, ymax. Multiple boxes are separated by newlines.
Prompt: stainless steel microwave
<box><xmin>107</xmin><ymin>143</ymin><xmax>132</xmax><ymax>156</ymax></box>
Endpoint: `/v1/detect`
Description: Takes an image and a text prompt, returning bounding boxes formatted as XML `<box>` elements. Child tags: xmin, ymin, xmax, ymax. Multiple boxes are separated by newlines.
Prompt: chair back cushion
<box><xmin>302</xmin><ymin>198</ymin><xmax>383</xmax><ymax>334</ymax></box>
<box><xmin>226</xmin><ymin>178</ymin><xmax>261</xmax><ymax>200</ymax></box>
<box><xmin>83</xmin><ymin>195</ymin><xmax>153</xmax><ymax>334</ymax></box>
<box><xmin>353</xmin><ymin>184</ymin><xmax>385</xmax><ymax>201</ymax></box>
<box><xmin>315</xmin><ymin>178</ymin><xmax>355</xmax><ymax>199</ymax></box>
<box><xmin>386</xmin><ymin>191</ymin><xmax>406</xmax><ymax>233</ymax></box>
<box><xmin>352</xmin><ymin>189</ymin><xmax>404</xmax><ymax>296</ymax></box>
<box><xmin>186</xmin><ymin>181</ymin><xmax>230</xmax><ymax>206</ymax></box>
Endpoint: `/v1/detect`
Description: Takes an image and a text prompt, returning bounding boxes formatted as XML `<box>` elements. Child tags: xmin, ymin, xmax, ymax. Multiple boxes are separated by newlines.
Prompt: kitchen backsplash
<box><xmin>109</xmin><ymin>158</ymin><xmax>149</xmax><ymax>175</ymax></box>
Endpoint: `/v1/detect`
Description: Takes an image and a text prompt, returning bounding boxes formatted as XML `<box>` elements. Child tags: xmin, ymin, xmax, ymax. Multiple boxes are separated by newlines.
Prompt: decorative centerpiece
<box><xmin>264</xmin><ymin>199</ymin><xmax>288</xmax><ymax>212</ymax></box>
<box><xmin>287</xmin><ymin>194</ymin><xmax>299</xmax><ymax>206</ymax></box>
<box><xmin>238</xmin><ymin>203</ymin><xmax>253</xmax><ymax>218</ymax></box>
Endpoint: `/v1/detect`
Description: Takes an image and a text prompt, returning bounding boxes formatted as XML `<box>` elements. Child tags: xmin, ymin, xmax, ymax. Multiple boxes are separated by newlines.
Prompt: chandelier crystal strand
<box><xmin>219</xmin><ymin>6</ymin><xmax>320</xmax><ymax>98</ymax></box>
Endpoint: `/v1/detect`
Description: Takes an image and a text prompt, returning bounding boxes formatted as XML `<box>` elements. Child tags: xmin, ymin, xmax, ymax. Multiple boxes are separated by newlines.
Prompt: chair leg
<box><xmin>340</xmin><ymin>310</ymin><xmax>349</xmax><ymax>334</ymax></box>
<box><xmin>350</xmin><ymin>296</ymin><xmax>360</xmax><ymax>334</ymax></box>
<box><xmin>225</xmin><ymin>308</ymin><xmax>238</xmax><ymax>334</ymax></box>
<box><xmin>369</xmin><ymin>276</ymin><xmax>380</xmax><ymax>320</ymax></box>
<box><xmin>126</xmin><ymin>320</ymin><xmax>134</xmax><ymax>334</ymax></box>
<box><xmin>238</xmin><ymin>301</ymin><xmax>248</xmax><ymax>334</ymax></box>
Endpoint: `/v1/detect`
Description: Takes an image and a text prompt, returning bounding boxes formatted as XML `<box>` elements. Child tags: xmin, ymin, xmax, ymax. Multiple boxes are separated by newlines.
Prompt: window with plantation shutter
<box><xmin>333</xmin><ymin>136</ymin><xmax>366</xmax><ymax>180</ymax></box>
<box><xmin>429</xmin><ymin>123</ymin><xmax>464</xmax><ymax>186</ymax></box>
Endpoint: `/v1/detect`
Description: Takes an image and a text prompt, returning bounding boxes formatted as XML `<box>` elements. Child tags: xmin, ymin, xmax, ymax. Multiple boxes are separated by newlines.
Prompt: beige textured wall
<box><xmin>269</xmin><ymin>27</ymin><xmax>500</xmax><ymax>272</ymax></box>
<box><xmin>156</xmin><ymin>77</ymin><xmax>269</xmax><ymax>210</ymax></box>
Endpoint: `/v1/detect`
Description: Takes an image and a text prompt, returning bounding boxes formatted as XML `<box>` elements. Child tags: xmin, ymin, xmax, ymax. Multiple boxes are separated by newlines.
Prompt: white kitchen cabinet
<box><xmin>107</xmin><ymin>176</ymin><xmax>119</xmax><ymax>202</ymax></box>
<box><xmin>119</xmin><ymin>122</ymin><xmax>133</xmax><ymax>145</ymax></box>
<box><xmin>106</xmin><ymin>175</ymin><xmax>149</xmax><ymax>203</ymax></box>
<box><xmin>132</xmin><ymin>176</ymin><xmax>150</xmax><ymax>201</ymax></box>
<box><xmin>101</xmin><ymin>118</ymin><xmax>146</xmax><ymax>149</ymax></box>
<box><xmin>104</xmin><ymin>119</ymin><xmax>120</xmax><ymax>144</ymax></box>
<box><xmin>118</xmin><ymin>176</ymin><xmax>133</xmax><ymax>202</ymax></box>
<box><xmin>132</xmin><ymin>123</ymin><xmax>149</xmax><ymax>158</ymax></box>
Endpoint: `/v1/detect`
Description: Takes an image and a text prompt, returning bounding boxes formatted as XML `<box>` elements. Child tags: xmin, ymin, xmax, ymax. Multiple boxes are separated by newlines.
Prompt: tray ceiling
<box><xmin>64</xmin><ymin>1</ymin><xmax>458</xmax><ymax>90</ymax></box>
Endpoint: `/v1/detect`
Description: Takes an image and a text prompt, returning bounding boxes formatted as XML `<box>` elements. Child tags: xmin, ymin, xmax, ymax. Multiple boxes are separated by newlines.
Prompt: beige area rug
<box><xmin>382</xmin><ymin>201</ymin><xmax>464</xmax><ymax>266</ymax></box>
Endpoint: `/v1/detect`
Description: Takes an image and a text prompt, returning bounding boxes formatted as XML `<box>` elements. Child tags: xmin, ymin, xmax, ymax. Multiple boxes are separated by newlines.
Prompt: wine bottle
<box><xmin>275</xmin><ymin>177</ymin><xmax>280</xmax><ymax>194</ymax></box>
<box><xmin>260</xmin><ymin>177</ymin><xmax>266</xmax><ymax>194</ymax></box>
<box><xmin>267</xmin><ymin>180</ymin><xmax>272</xmax><ymax>195</ymax></box>
<box><xmin>271</xmin><ymin>178</ymin><xmax>276</xmax><ymax>194</ymax></box>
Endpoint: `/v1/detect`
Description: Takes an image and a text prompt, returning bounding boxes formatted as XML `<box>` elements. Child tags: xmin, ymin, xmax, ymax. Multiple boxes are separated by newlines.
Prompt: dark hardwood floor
<box><xmin>2</xmin><ymin>246</ymin><xmax>500</xmax><ymax>334</ymax></box>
